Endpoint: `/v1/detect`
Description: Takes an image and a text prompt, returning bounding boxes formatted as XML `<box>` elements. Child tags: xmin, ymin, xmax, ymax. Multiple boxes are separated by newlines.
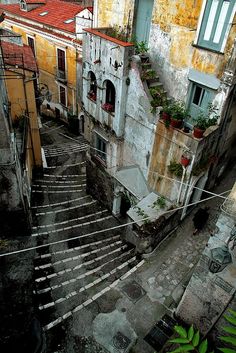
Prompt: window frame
<box><xmin>27</xmin><ymin>35</ymin><xmax>36</xmax><ymax>56</ymax></box>
<box><xmin>196</xmin><ymin>0</ymin><xmax>236</xmax><ymax>53</ymax></box>
<box><xmin>186</xmin><ymin>82</ymin><xmax>214</xmax><ymax>126</ymax></box>
<box><xmin>56</xmin><ymin>47</ymin><xmax>66</xmax><ymax>73</ymax></box>
<box><xmin>58</xmin><ymin>84</ymin><xmax>67</xmax><ymax>107</ymax></box>
<box><xmin>95</xmin><ymin>133</ymin><xmax>107</xmax><ymax>163</ymax></box>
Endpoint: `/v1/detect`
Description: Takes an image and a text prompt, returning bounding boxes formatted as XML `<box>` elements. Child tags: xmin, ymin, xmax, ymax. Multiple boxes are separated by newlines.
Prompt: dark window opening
<box><xmin>102</xmin><ymin>80</ymin><xmax>116</xmax><ymax>112</ymax></box>
<box><xmin>28</xmin><ymin>36</ymin><xmax>35</xmax><ymax>56</ymax></box>
<box><xmin>96</xmin><ymin>135</ymin><xmax>106</xmax><ymax>162</ymax></box>
<box><xmin>57</xmin><ymin>48</ymin><xmax>65</xmax><ymax>72</ymax></box>
<box><xmin>88</xmin><ymin>71</ymin><xmax>97</xmax><ymax>101</ymax></box>
<box><xmin>59</xmin><ymin>85</ymin><xmax>66</xmax><ymax>106</ymax></box>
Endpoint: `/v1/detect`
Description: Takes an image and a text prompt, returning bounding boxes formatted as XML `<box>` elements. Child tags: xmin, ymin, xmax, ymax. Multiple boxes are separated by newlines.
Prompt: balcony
<box><xmin>55</xmin><ymin>67</ymin><xmax>67</xmax><ymax>83</ymax></box>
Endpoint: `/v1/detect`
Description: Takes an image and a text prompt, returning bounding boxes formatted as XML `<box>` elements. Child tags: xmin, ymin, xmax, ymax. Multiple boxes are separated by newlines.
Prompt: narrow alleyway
<box><xmin>31</xmin><ymin>119</ymin><xmax>236</xmax><ymax>353</ymax></box>
<box><xmin>32</xmin><ymin>119</ymin><xmax>144</xmax><ymax>352</ymax></box>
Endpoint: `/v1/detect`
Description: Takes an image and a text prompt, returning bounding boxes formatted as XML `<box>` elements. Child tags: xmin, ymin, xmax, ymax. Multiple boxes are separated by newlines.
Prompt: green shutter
<box><xmin>198</xmin><ymin>0</ymin><xmax>235</xmax><ymax>52</ymax></box>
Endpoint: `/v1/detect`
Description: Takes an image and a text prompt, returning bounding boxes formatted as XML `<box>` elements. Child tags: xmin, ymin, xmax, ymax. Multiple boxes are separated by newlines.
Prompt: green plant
<box><xmin>134</xmin><ymin>206</ymin><xmax>150</xmax><ymax>223</ymax></box>
<box><xmin>141</xmin><ymin>69</ymin><xmax>156</xmax><ymax>80</ymax></box>
<box><xmin>168</xmin><ymin>325</ymin><xmax>210</xmax><ymax>353</ymax></box>
<box><xmin>194</xmin><ymin>113</ymin><xmax>217</xmax><ymax>130</ymax></box>
<box><xmin>171</xmin><ymin>101</ymin><xmax>189</xmax><ymax>121</ymax></box>
<box><xmin>108</xmin><ymin>25</ymin><xmax>127</xmax><ymax>42</ymax></box>
<box><xmin>135</xmin><ymin>40</ymin><xmax>149</xmax><ymax>54</ymax></box>
<box><xmin>168</xmin><ymin>160</ymin><xmax>183</xmax><ymax>177</ymax></box>
<box><xmin>151</xmin><ymin>196</ymin><xmax>166</xmax><ymax>209</ymax></box>
<box><xmin>219</xmin><ymin>309</ymin><xmax>236</xmax><ymax>353</ymax></box>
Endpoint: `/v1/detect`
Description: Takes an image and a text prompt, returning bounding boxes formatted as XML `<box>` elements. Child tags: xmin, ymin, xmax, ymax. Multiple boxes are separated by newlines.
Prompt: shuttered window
<box><xmin>198</xmin><ymin>0</ymin><xmax>236</xmax><ymax>52</ymax></box>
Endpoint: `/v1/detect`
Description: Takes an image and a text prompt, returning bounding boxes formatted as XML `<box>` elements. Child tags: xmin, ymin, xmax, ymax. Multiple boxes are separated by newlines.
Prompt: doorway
<box><xmin>134</xmin><ymin>0</ymin><xmax>154</xmax><ymax>43</ymax></box>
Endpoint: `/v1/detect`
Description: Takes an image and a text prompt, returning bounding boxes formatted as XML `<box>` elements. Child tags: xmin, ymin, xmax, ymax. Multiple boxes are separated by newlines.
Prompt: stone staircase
<box><xmin>140</xmin><ymin>55</ymin><xmax>168</xmax><ymax>110</ymax></box>
<box><xmin>31</xmin><ymin>126</ymin><xmax>144</xmax><ymax>334</ymax></box>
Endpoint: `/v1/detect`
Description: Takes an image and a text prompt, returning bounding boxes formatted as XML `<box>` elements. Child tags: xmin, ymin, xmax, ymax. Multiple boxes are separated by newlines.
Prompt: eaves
<box><xmin>4</xmin><ymin>15</ymin><xmax>82</xmax><ymax>48</ymax></box>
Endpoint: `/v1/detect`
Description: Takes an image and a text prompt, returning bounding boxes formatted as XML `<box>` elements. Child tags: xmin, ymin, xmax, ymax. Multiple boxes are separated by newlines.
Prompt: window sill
<box><xmin>101</xmin><ymin>107</ymin><xmax>115</xmax><ymax>116</ymax></box>
<box><xmin>192</xmin><ymin>43</ymin><xmax>224</xmax><ymax>55</ymax></box>
<box><xmin>87</xmin><ymin>95</ymin><xmax>97</xmax><ymax>103</ymax></box>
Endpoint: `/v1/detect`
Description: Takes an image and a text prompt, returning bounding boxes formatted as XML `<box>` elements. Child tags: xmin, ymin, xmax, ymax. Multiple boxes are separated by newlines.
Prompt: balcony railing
<box><xmin>55</xmin><ymin>67</ymin><xmax>67</xmax><ymax>82</ymax></box>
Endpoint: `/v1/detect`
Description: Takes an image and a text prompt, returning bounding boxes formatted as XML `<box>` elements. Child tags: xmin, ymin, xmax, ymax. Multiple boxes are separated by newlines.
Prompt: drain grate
<box><xmin>121</xmin><ymin>280</ymin><xmax>146</xmax><ymax>303</ymax></box>
<box><xmin>112</xmin><ymin>331</ymin><xmax>131</xmax><ymax>350</ymax></box>
<box><xmin>144</xmin><ymin>314</ymin><xmax>177</xmax><ymax>351</ymax></box>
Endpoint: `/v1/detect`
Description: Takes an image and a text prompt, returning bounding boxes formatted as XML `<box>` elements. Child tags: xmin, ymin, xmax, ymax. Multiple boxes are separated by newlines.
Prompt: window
<box><xmin>39</xmin><ymin>11</ymin><xmax>48</xmax><ymax>16</ymax></box>
<box><xmin>88</xmin><ymin>71</ymin><xmax>97</xmax><ymax>101</ymax></box>
<box><xmin>198</xmin><ymin>0</ymin><xmax>236</xmax><ymax>52</ymax></box>
<box><xmin>95</xmin><ymin>134</ymin><xmax>107</xmax><ymax>162</ymax></box>
<box><xmin>27</xmin><ymin>36</ymin><xmax>35</xmax><ymax>56</ymax></box>
<box><xmin>59</xmin><ymin>85</ymin><xmax>67</xmax><ymax>106</ymax></box>
<box><xmin>57</xmin><ymin>48</ymin><xmax>66</xmax><ymax>81</ymax></box>
<box><xmin>102</xmin><ymin>80</ymin><xmax>115</xmax><ymax>112</ymax></box>
<box><xmin>187</xmin><ymin>83</ymin><xmax>214</xmax><ymax>125</ymax></box>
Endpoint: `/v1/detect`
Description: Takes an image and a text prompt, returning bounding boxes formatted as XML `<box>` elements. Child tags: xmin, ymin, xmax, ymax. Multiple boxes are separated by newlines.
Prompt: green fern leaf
<box><xmin>224</xmin><ymin>315</ymin><xmax>236</xmax><ymax>326</ymax></box>
<box><xmin>169</xmin><ymin>338</ymin><xmax>190</xmax><ymax>344</ymax></box>
<box><xmin>192</xmin><ymin>331</ymin><xmax>200</xmax><ymax>347</ymax></box>
<box><xmin>199</xmin><ymin>339</ymin><xmax>208</xmax><ymax>353</ymax></box>
<box><xmin>218</xmin><ymin>348</ymin><xmax>236</xmax><ymax>353</ymax></box>
<box><xmin>188</xmin><ymin>325</ymin><xmax>194</xmax><ymax>341</ymax></box>
<box><xmin>220</xmin><ymin>336</ymin><xmax>236</xmax><ymax>346</ymax></box>
<box><xmin>174</xmin><ymin>325</ymin><xmax>188</xmax><ymax>338</ymax></box>
<box><xmin>222</xmin><ymin>326</ymin><xmax>236</xmax><ymax>336</ymax></box>
<box><xmin>168</xmin><ymin>344</ymin><xmax>194</xmax><ymax>353</ymax></box>
<box><xmin>228</xmin><ymin>310</ymin><xmax>236</xmax><ymax>318</ymax></box>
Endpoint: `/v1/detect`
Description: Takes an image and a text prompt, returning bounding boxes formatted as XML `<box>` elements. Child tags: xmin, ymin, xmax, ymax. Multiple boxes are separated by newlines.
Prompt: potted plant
<box><xmin>161</xmin><ymin>101</ymin><xmax>172</xmax><ymax>122</ymax></box>
<box><xmin>168</xmin><ymin>160</ymin><xmax>183</xmax><ymax>177</ymax></box>
<box><xmin>170</xmin><ymin>101</ymin><xmax>188</xmax><ymax>128</ymax></box>
<box><xmin>181</xmin><ymin>155</ymin><xmax>190</xmax><ymax>167</ymax></box>
<box><xmin>101</xmin><ymin>102</ymin><xmax>114</xmax><ymax>112</ymax></box>
<box><xmin>193</xmin><ymin>113</ymin><xmax>217</xmax><ymax>138</ymax></box>
<box><xmin>88</xmin><ymin>90</ymin><xmax>96</xmax><ymax>101</ymax></box>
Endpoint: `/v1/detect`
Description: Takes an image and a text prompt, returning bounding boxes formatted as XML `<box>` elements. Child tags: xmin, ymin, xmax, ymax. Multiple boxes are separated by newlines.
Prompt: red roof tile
<box><xmin>0</xmin><ymin>0</ymin><xmax>91</xmax><ymax>33</ymax></box>
<box><xmin>25</xmin><ymin>0</ymin><xmax>46</xmax><ymax>3</ymax></box>
<box><xmin>1</xmin><ymin>40</ymin><xmax>38</xmax><ymax>72</ymax></box>
<box><xmin>84</xmin><ymin>28</ymin><xmax>134</xmax><ymax>47</ymax></box>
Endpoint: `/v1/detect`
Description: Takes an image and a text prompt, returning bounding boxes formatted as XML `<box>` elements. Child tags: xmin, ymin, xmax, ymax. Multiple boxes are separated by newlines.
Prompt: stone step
<box><xmin>35</xmin><ymin>247</ymin><xmax>133</xmax><ymax>297</ymax></box>
<box><xmin>33</xmin><ymin>199</ymin><xmax>100</xmax><ymax>224</ymax></box>
<box><xmin>148</xmin><ymin>81</ymin><xmax>163</xmax><ymax>89</ymax></box>
<box><xmin>141</xmin><ymin>62</ymin><xmax>152</xmax><ymax>69</ymax></box>
<box><xmin>31</xmin><ymin>195</ymin><xmax>94</xmax><ymax>213</ymax></box>
<box><xmin>32</xmin><ymin>211</ymin><xmax>111</xmax><ymax>237</ymax></box>
<box><xmin>34</xmin><ymin>234</ymin><xmax>121</xmax><ymax>264</ymax></box>
<box><xmin>34</xmin><ymin>241</ymin><xmax>128</xmax><ymax>276</ymax></box>
<box><xmin>42</xmin><ymin>161</ymin><xmax>86</xmax><ymax>175</ymax></box>
<box><xmin>40</xmin><ymin>259</ymin><xmax>145</xmax><ymax>331</ymax></box>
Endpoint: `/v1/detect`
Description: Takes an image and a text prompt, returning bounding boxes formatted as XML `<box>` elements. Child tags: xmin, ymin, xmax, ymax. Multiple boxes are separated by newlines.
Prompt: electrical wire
<box><xmin>0</xmin><ymin>189</ymin><xmax>230</xmax><ymax>258</ymax></box>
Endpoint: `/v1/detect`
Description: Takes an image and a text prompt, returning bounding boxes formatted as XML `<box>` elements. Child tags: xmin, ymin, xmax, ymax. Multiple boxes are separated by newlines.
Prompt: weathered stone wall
<box><xmin>86</xmin><ymin>159</ymin><xmax>115</xmax><ymax>211</ymax></box>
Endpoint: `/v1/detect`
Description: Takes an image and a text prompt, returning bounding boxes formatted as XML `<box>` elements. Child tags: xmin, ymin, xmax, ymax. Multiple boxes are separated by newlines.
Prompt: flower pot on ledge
<box><xmin>101</xmin><ymin>103</ymin><xmax>114</xmax><ymax>113</ymax></box>
<box><xmin>170</xmin><ymin>117</ymin><xmax>183</xmax><ymax>129</ymax></box>
<box><xmin>193</xmin><ymin>126</ymin><xmax>205</xmax><ymax>138</ymax></box>
<box><xmin>181</xmin><ymin>156</ymin><xmax>190</xmax><ymax>167</ymax></box>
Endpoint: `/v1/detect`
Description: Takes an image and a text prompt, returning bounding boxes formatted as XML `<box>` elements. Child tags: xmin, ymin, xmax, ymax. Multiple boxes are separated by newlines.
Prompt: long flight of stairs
<box><xmin>31</xmin><ymin>125</ymin><xmax>144</xmax><ymax>334</ymax></box>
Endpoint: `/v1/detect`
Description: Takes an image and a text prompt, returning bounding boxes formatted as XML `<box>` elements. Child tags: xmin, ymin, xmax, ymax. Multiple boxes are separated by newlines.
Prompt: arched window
<box><xmin>88</xmin><ymin>71</ymin><xmax>97</xmax><ymax>101</ymax></box>
<box><xmin>102</xmin><ymin>80</ymin><xmax>115</xmax><ymax>112</ymax></box>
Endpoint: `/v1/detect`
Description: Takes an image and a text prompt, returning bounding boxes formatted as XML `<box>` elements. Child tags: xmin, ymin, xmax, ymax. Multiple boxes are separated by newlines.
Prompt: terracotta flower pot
<box><xmin>181</xmin><ymin>156</ymin><xmax>190</xmax><ymax>167</ymax></box>
<box><xmin>162</xmin><ymin>111</ymin><xmax>171</xmax><ymax>122</ymax></box>
<box><xmin>193</xmin><ymin>127</ymin><xmax>205</xmax><ymax>138</ymax></box>
<box><xmin>170</xmin><ymin>118</ymin><xmax>183</xmax><ymax>128</ymax></box>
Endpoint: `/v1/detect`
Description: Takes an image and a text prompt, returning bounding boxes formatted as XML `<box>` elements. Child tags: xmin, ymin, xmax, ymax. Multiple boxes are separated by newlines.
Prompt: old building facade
<box><xmin>0</xmin><ymin>30</ymin><xmax>42</xmax><ymax>236</ymax></box>
<box><xmin>0</xmin><ymin>0</ymin><xmax>92</xmax><ymax>122</ymax></box>
<box><xmin>82</xmin><ymin>0</ymin><xmax>236</xmax><ymax>230</ymax></box>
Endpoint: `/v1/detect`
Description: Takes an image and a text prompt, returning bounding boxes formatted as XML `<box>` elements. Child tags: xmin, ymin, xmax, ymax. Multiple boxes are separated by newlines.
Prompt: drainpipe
<box><xmin>180</xmin><ymin>153</ymin><xmax>196</xmax><ymax>219</ymax></box>
<box><xmin>177</xmin><ymin>166</ymin><xmax>186</xmax><ymax>204</ymax></box>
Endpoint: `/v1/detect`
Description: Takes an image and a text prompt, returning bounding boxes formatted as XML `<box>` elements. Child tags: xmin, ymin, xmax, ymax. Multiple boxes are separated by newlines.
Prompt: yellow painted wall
<box><xmin>4</xmin><ymin>23</ymin><xmax>77</xmax><ymax>112</ymax></box>
<box><xmin>5</xmin><ymin>68</ymin><xmax>42</xmax><ymax>169</ymax></box>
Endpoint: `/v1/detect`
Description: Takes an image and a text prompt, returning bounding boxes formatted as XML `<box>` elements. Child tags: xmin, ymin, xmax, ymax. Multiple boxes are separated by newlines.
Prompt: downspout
<box><xmin>177</xmin><ymin>166</ymin><xmax>186</xmax><ymax>204</ymax></box>
<box><xmin>180</xmin><ymin>153</ymin><xmax>196</xmax><ymax>220</ymax></box>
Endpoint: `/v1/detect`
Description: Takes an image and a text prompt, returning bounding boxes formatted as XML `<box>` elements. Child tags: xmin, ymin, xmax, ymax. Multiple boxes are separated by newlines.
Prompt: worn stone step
<box><xmin>32</xmin><ymin>211</ymin><xmax>112</xmax><ymax>237</ymax></box>
<box><xmin>36</xmin><ymin>248</ymin><xmax>134</xmax><ymax>298</ymax></box>
<box><xmin>148</xmin><ymin>81</ymin><xmax>163</xmax><ymax>89</ymax></box>
<box><xmin>42</xmin><ymin>161</ymin><xmax>86</xmax><ymax>175</ymax></box>
<box><xmin>31</xmin><ymin>195</ymin><xmax>93</xmax><ymax>213</ymax></box>
<box><xmin>41</xmin><ymin>259</ymin><xmax>145</xmax><ymax>331</ymax></box>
